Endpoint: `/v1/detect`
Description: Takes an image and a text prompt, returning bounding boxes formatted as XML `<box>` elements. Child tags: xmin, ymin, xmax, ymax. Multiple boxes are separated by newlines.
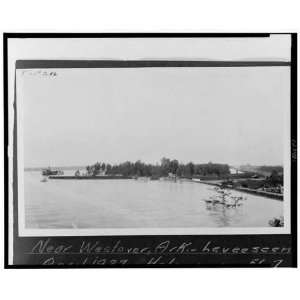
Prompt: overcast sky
<box><xmin>18</xmin><ymin>66</ymin><xmax>289</xmax><ymax>168</ymax></box>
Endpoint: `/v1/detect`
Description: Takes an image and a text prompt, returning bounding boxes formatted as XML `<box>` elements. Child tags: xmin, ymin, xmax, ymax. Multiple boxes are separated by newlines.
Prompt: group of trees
<box><xmin>86</xmin><ymin>158</ymin><xmax>230</xmax><ymax>178</ymax></box>
<box><xmin>240</xmin><ymin>164</ymin><xmax>283</xmax><ymax>177</ymax></box>
<box><xmin>266</xmin><ymin>170</ymin><xmax>283</xmax><ymax>186</ymax></box>
<box><xmin>160</xmin><ymin>158</ymin><xmax>230</xmax><ymax>177</ymax></box>
<box><xmin>86</xmin><ymin>162</ymin><xmax>106</xmax><ymax>176</ymax></box>
<box><xmin>258</xmin><ymin>166</ymin><xmax>283</xmax><ymax>174</ymax></box>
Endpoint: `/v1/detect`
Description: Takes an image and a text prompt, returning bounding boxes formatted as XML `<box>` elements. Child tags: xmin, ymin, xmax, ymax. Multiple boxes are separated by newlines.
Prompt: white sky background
<box><xmin>18</xmin><ymin>66</ymin><xmax>289</xmax><ymax>168</ymax></box>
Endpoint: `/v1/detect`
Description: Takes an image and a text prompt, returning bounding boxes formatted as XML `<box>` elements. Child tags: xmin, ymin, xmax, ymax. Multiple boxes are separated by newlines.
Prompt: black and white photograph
<box><xmin>10</xmin><ymin>35</ymin><xmax>292</xmax><ymax>237</ymax></box>
<box><xmin>1</xmin><ymin>1</ymin><xmax>300</xmax><ymax>299</ymax></box>
<box><xmin>4</xmin><ymin>33</ymin><xmax>296</xmax><ymax>269</ymax></box>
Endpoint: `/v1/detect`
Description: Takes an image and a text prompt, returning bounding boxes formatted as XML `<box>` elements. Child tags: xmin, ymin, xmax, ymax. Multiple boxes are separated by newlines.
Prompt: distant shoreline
<box><xmin>48</xmin><ymin>175</ymin><xmax>132</xmax><ymax>180</ymax></box>
<box><xmin>24</xmin><ymin>166</ymin><xmax>85</xmax><ymax>172</ymax></box>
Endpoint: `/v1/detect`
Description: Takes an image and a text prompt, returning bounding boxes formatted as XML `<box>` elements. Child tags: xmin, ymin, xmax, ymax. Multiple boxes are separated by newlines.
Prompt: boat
<box><xmin>41</xmin><ymin>177</ymin><xmax>48</xmax><ymax>182</ymax></box>
<box><xmin>42</xmin><ymin>167</ymin><xmax>64</xmax><ymax>176</ymax></box>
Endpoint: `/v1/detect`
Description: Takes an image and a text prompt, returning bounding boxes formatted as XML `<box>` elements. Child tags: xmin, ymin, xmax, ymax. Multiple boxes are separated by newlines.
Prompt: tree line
<box><xmin>85</xmin><ymin>158</ymin><xmax>230</xmax><ymax>178</ymax></box>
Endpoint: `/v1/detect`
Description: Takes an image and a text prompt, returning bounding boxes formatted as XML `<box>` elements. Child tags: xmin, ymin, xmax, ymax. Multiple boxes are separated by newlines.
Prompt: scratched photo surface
<box><xmin>16</xmin><ymin>65</ymin><xmax>290</xmax><ymax>234</ymax></box>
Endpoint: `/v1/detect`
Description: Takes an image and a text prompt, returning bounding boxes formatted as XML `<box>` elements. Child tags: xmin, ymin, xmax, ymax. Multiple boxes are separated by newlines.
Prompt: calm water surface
<box><xmin>25</xmin><ymin>171</ymin><xmax>283</xmax><ymax>228</ymax></box>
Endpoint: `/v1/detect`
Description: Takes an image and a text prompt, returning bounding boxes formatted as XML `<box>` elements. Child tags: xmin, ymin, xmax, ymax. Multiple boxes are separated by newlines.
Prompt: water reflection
<box><xmin>205</xmin><ymin>201</ymin><xmax>244</xmax><ymax>227</ymax></box>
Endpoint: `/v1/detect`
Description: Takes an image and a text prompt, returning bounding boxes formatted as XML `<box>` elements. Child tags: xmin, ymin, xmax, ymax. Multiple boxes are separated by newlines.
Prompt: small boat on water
<box><xmin>41</xmin><ymin>177</ymin><xmax>48</xmax><ymax>182</ymax></box>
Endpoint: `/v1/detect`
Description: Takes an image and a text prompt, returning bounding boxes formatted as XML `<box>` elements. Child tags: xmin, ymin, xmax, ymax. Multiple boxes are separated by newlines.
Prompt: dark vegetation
<box><xmin>269</xmin><ymin>216</ymin><xmax>284</xmax><ymax>227</ymax></box>
<box><xmin>221</xmin><ymin>170</ymin><xmax>283</xmax><ymax>194</ymax></box>
<box><xmin>239</xmin><ymin>164</ymin><xmax>283</xmax><ymax>176</ymax></box>
<box><xmin>235</xmin><ymin>170</ymin><xmax>283</xmax><ymax>189</ymax></box>
<box><xmin>86</xmin><ymin>158</ymin><xmax>230</xmax><ymax>178</ymax></box>
<box><xmin>257</xmin><ymin>165</ymin><xmax>283</xmax><ymax>174</ymax></box>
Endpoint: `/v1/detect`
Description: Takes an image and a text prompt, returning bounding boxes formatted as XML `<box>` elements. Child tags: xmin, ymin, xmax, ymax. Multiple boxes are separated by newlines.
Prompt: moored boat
<box><xmin>42</xmin><ymin>167</ymin><xmax>64</xmax><ymax>176</ymax></box>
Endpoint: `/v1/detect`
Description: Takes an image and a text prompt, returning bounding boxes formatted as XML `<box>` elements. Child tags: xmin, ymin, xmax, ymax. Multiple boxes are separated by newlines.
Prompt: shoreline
<box><xmin>194</xmin><ymin>180</ymin><xmax>283</xmax><ymax>201</ymax></box>
<box><xmin>48</xmin><ymin>175</ymin><xmax>132</xmax><ymax>180</ymax></box>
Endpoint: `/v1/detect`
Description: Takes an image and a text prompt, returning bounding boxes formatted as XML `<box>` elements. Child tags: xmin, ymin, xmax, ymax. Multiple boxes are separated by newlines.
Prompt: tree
<box><xmin>169</xmin><ymin>160</ymin><xmax>179</xmax><ymax>174</ymax></box>
<box><xmin>93</xmin><ymin>162</ymin><xmax>101</xmax><ymax>176</ymax></box>
<box><xmin>86</xmin><ymin>165</ymin><xmax>91</xmax><ymax>175</ymax></box>
<box><xmin>176</xmin><ymin>165</ymin><xmax>184</xmax><ymax>177</ymax></box>
<box><xmin>187</xmin><ymin>162</ymin><xmax>195</xmax><ymax>177</ymax></box>
<box><xmin>161</xmin><ymin>157</ymin><xmax>171</xmax><ymax>176</ymax></box>
<box><xmin>268</xmin><ymin>170</ymin><xmax>282</xmax><ymax>186</ymax></box>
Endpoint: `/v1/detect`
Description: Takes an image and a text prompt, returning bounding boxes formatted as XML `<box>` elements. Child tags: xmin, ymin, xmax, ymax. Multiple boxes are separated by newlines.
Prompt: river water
<box><xmin>24</xmin><ymin>171</ymin><xmax>283</xmax><ymax>229</ymax></box>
